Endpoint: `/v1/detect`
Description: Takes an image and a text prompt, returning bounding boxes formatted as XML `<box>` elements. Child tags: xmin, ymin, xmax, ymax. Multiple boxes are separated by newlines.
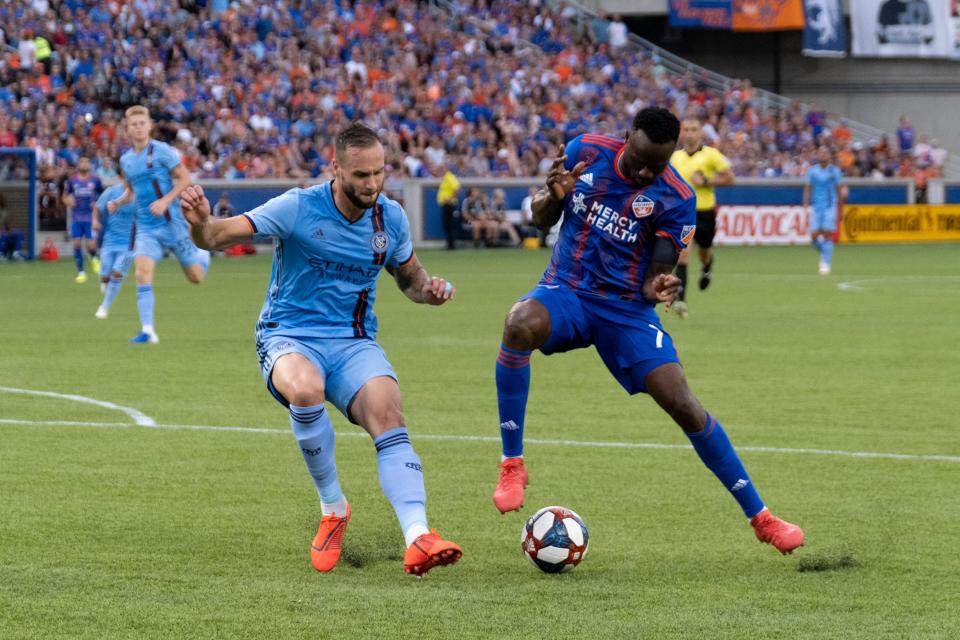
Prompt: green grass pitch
<box><xmin>1</xmin><ymin>243</ymin><xmax>958</xmax><ymax>639</ymax></box>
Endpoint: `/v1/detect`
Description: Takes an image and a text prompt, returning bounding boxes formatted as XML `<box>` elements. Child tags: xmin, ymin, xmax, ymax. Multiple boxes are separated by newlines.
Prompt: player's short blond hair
<box><xmin>124</xmin><ymin>106</ymin><xmax>150</xmax><ymax>119</ymax></box>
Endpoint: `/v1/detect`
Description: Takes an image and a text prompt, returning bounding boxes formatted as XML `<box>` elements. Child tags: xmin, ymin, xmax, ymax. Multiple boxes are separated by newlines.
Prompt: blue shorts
<box><xmin>134</xmin><ymin>222</ymin><xmax>204</xmax><ymax>267</ymax></box>
<box><xmin>811</xmin><ymin>206</ymin><xmax>837</xmax><ymax>233</ymax></box>
<box><xmin>99</xmin><ymin>247</ymin><xmax>134</xmax><ymax>278</ymax></box>
<box><xmin>71</xmin><ymin>220</ymin><xmax>94</xmax><ymax>240</ymax></box>
<box><xmin>257</xmin><ymin>334</ymin><xmax>397</xmax><ymax>422</ymax></box>
<box><xmin>521</xmin><ymin>283</ymin><xmax>680</xmax><ymax>395</ymax></box>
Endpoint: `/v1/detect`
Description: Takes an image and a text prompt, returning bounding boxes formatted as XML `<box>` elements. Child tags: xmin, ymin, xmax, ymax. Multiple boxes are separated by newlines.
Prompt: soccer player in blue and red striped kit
<box><xmin>179</xmin><ymin>123</ymin><xmax>462</xmax><ymax>576</ymax></box>
<box><xmin>63</xmin><ymin>157</ymin><xmax>102</xmax><ymax>283</ymax></box>
<box><xmin>492</xmin><ymin>108</ymin><xmax>804</xmax><ymax>555</ymax></box>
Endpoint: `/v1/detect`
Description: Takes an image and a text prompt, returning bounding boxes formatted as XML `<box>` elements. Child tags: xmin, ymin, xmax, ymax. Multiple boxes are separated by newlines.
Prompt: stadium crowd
<box><xmin>0</xmin><ymin>0</ymin><xmax>948</xmax><ymax>203</ymax></box>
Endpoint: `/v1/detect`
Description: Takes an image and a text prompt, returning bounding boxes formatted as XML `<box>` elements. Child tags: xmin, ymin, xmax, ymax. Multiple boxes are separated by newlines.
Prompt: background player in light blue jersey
<box><xmin>179</xmin><ymin>123</ymin><xmax>462</xmax><ymax>577</ymax></box>
<box><xmin>491</xmin><ymin>108</ymin><xmax>805</xmax><ymax>556</ymax></box>
<box><xmin>93</xmin><ymin>179</ymin><xmax>137</xmax><ymax>319</ymax></box>
<box><xmin>62</xmin><ymin>157</ymin><xmax>102</xmax><ymax>283</ymax></box>
<box><xmin>107</xmin><ymin>106</ymin><xmax>210</xmax><ymax>344</ymax></box>
<box><xmin>804</xmin><ymin>146</ymin><xmax>847</xmax><ymax>275</ymax></box>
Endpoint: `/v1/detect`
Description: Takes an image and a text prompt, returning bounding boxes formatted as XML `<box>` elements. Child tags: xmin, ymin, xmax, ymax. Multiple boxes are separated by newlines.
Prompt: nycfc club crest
<box><xmin>371</xmin><ymin>230</ymin><xmax>389</xmax><ymax>253</ymax></box>
<box><xmin>632</xmin><ymin>194</ymin><xmax>655</xmax><ymax>217</ymax></box>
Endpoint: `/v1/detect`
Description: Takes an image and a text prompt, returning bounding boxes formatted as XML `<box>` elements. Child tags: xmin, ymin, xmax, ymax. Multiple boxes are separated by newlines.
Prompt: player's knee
<box><xmin>664</xmin><ymin>392</ymin><xmax>704</xmax><ymax>432</ymax></box>
<box><xmin>284</xmin><ymin>378</ymin><xmax>325</xmax><ymax>407</ymax></box>
<box><xmin>502</xmin><ymin>303</ymin><xmax>548</xmax><ymax>350</ymax></box>
<box><xmin>186</xmin><ymin>270</ymin><xmax>204</xmax><ymax>284</ymax></box>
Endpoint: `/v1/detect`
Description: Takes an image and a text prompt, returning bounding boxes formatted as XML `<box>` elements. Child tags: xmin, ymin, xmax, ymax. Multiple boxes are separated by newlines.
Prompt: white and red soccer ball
<box><xmin>521</xmin><ymin>506</ymin><xmax>589</xmax><ymax>573</ymax></box>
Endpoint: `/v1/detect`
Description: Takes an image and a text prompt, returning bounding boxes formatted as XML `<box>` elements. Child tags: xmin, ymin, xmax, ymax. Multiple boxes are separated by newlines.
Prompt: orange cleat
<box><xmin>493</xmin><ymin>457</ymin><xmax>528</xmax><ymax>513</ymax></box>
<box><xmin>403</xmin><ymin>529</ymin><xmax>462</xmax><ymax>577</ymax></box>
<box><xmin>750</xmin><ymin>508</ymin><xmax>804</xmax><ymax>555</ymax></box>
<box><xmin>310</xmin><ymin>502</ymin><xmax>350</xmax><ymax>572</ymax></box>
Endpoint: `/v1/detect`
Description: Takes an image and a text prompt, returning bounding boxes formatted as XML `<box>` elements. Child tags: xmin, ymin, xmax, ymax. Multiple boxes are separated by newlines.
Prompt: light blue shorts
<box><xmin>99</xmin><ymin>247</ymin><xmax>134</xmax><ymax>278</ymax></box>
<box><xmin>134</xmin><ymin>222</ymin><xmax>204</xmax><ymax>267</ymax></box>
<box><xmin>257</xmin><ymin>334</ymin><xmax>397</xmax><ymax>422</ymax></box>
<box><xmin>810</xmin><ymin>206</ymin><xmax>837</xmax><ymax>233</ymax></box>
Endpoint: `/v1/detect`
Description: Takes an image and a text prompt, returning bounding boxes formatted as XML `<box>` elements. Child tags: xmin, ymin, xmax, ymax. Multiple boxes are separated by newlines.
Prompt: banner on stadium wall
<box><xmin>839</xmin><ymin>205</ymin><xmax>960</xmax><ymax>243</ymax></box>
<box><xmin>715</xmin><ymin>205</ymin><xmax>810</xmax><ymax>245</ymax></box>
<box><xmin>802</xmin><ymin>0</ymin><xmax>847</xmax><ymax>56</ymax></box>
<box><xmin>851</xmin><ymin>0</ymin><xmax>953</xmax><ymax>57</ymax></box>
<box><xmin>733</xmin><ymin>0</ymin><xmax>804</xmax><ymax>30</ymax></box>
<box><xmin>668</xmin><ymin>0</ymin><xmax>733</xmax><ymax>29</ymax></box>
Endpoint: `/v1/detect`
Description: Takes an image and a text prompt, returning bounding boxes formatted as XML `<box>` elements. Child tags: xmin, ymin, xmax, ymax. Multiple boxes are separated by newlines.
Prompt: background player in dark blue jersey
<box><xmin>62</xmin><ymin>157</ymin><xmax>102</xmax><ymax>283</ymax></box>
<box><xmin>492</xmin><ymin>108</ymin><xmax>804</xmax><ymax>555</ymax></box>
<box><xmin>178</xmin><ymin>123</ymin><xmax>462</xmax><ymax>577</ymax></box>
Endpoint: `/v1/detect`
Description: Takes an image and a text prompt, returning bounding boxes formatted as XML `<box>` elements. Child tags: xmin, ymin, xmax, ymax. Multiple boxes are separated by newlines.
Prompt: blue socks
<box><xmin>74</xmin><ymin>247</ymin><xmax>84</xmax><ymax>272</ymax></box>
<box><xmin>101</xmin><ymin>275</ymin><xmax>124</xmax><ymax>311</ymax></box>
<box><xmin>821</xmin><ymin>238</ymin><xmax>833</xmax><ymax>267</ymax></box>
<box><xmin>374</xmin><ymin>427</ymin><xmax>429</xmax><ymax>546</ymax></box>
<box><xmin>813</xmin><ymin>236</ymin><xmax>833</xmax><ymax>267</ymax></box>
<box><xmin>496</xmin><ymin>344</ymin><xmax>531</xmax><ymax>458</ymax></box>
<box><xmin>686</xmin><ymin>414</ymin><xmax>765</xmax><ymax>518</ymax></box>
<box><xmin>136</xmin><ymin>284</ymin><xmax>155</xmax><ymax>329</ymax></box>
<box><xmin>290</xmin><ymin>404</ymin><xmax>345</xmax><ymax>514</ymax></box>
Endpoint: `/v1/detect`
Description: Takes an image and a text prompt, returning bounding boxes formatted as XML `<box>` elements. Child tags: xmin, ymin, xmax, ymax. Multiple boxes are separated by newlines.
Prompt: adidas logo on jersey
<box><xmin>311</xmin><ymin>228</ymin><xmax>325</xmax><ymax>240</ymax></box>
<box><xmin>578</xmin><ymin>172</ymin><xmax>594</xmax><ymax>186</ymax></box>
<box><xmin>500</xmin><ymin>420</ymin><xmax>520</xmax><ymax>431</ymax></box>
<box><xmin>731</xmin><ymin>478</ymin><xmax>750</xmax><ymax>492</ymax></box>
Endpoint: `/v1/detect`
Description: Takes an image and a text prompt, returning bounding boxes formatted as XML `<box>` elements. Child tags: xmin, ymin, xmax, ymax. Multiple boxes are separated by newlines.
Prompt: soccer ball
<box><xmin>521</xmin><ymin>506</ymin><xmax>589</xmax><ymax>573</ymax></box>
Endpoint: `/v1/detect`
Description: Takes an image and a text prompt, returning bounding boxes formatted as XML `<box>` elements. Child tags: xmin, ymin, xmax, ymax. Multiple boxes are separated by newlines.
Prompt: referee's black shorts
<box><xmin>694</xmin><ymin>208</ymin><xmax>717</xmax><ymax>248</ymax></box>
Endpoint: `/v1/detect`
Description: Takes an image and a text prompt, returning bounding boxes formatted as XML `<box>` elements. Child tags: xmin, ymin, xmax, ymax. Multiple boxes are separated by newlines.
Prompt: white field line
<box><xmin>0</xmin><ymin>387</ymin><xmax>157</xmax><ymax>426</ymax></box>
<box><xmin>838</xmin><ymin>275</ymin><xmax>960</xmax><ymax>292</ymax></box>
<box><xmin>1</xmin><ymin>418</ymin><xmax>958</xmax><ymax>464</ymax></box>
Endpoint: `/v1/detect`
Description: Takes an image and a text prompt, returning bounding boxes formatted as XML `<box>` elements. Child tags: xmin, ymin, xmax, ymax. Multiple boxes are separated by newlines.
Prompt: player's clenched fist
<box><xmin>546</xmin><ymin>144</ymin><xmax>587</xmax><ymax>201</ymax></box>
<box><xmin>421</xmin><ymin>277</ymin><xmax>455</xmax><ymax>305</ymax></box>
<box><xmin>180</xmin><ymin>184</ymin><xmax>211</xmax><ymax>226</ymax></box>
<box><xmin>652</xmin><ymin>273</ymin><xmax>682</xmax><ymax>309</ymax></box>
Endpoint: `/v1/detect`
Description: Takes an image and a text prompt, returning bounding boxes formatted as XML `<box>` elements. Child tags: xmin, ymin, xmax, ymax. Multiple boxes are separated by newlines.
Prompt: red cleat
<box><xmin>403</xmin><ymin>529</ymin><xmax>462</xmax><ymax>577</ymax></box>
<box><xmin>493</xmin><ymin>458</ymin><xmax>528</xmax><ymax>513</ymax></box>
<box><xmin>310</xmin><ymin>503</ymin><xmax>350</xmax><ymax>572</ymax></box>
<box><xmin>751</xmin><ymin>508</ymin><xmax>804</xmax><ymax>555</ymax></box>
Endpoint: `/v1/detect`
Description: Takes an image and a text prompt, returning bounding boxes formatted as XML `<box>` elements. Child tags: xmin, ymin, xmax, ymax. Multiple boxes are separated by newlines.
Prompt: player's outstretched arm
<box><xmin>386</xmin><ymin>253</ymin><xmax>455</xmax><ymax>305</ymax></box>
<box><xmin>180</xmin><ymin>184</ymin><xmax>252</xmax><ymax>250</ymax></box>
<box><xmin>532</xmin><ymin>144</ymin><xmax>586</xmax><ymax>230</ymax></box>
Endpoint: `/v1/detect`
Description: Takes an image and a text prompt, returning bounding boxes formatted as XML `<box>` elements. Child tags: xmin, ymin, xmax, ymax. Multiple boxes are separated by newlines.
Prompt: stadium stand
<box><xmin>0</xmin><ymin>0</ymin><xmax>952</xmax><ymax>198</ymax></box>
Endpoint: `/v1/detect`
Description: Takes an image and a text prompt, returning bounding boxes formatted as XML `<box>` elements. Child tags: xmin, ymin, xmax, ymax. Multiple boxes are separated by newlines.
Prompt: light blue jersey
<box><xmin>119</xmin><ymin>139</ymin><xmax>184</xmax><ymax>232</ymax></box>
<box><xmin>244</xmin><ymin>181</ymin><xmax>414</xmax><ymax>341</ymax></box>
<box><xmin>807</xmin><ymin>163</ymin><xmax>842</xmax><ymax>212</ymax></box>
<box><xmin>97</xmin><ymin>183</ymin><xmax>137</xmax><ymax>250</ymax></box>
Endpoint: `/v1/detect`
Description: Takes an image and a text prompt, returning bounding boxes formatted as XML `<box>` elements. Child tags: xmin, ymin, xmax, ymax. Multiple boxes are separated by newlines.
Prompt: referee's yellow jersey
<box><xmin>670</xmin><ymin>146</ymin><xmax>730</xmax><ymax>211</ymax></box>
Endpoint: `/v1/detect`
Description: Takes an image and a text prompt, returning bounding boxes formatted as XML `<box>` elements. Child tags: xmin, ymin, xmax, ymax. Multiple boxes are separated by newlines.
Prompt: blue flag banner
<box><xmin>803</xmin><ymin>0</ymin><xmax>847</xmax><ymax>57</ymax></box>
<box><xmin>668</xmin><ymin>0</ymin><xmax>733</xmax><ymax>29</ymax></box>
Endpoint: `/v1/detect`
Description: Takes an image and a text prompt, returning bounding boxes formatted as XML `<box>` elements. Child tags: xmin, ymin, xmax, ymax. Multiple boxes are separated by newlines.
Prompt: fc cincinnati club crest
<box><xmin>632</xmin><ymin>194</ymin><xmax>655</xmax><ymax>217</ymax></box>
<box><xmin>681</xmin><ymin>225</ymin><xmax>696</xmax><ymax>245</ymax></box>
<box><xmin>371</xmin><ymin>230</ymin><xmax>389</xmax><ymax>253</ymax></box>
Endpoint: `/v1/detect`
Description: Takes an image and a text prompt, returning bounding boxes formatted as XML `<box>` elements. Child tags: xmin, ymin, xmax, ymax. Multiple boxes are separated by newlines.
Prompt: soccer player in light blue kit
<box><xmin>804</xmin><ymin>146</ymin><xmax>847</xmax><ymax>275</ymax></box>
<box><xmin>93</xmin><ymin>179</ymin><xmax>137</xmax><ymax>319</ymax></box>
<box><xmin>107</xmin><ymin>106</ymin><xmax>210</xmax><ymax>344</ymax></box>
<box><xmin>62</xmin><ymin>157</ymin><xmax>102</xmax><ymax>283</ymax></box>
<box><xmin>492</xmin><ymin>108</ymin><xmax>805</xmax><ymax>555</ymax></box>
<box><xmin>179</xmin><ymin>123</ymin><xmax>462</xmax><ymax>577</ymax></box>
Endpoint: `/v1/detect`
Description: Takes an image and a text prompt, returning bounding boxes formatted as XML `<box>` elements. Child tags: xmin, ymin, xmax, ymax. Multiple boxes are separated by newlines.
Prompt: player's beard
<box><xmin>342</xmin><ymin>180</ymin><xmax>381</xmax><ymax>211</ymax></box>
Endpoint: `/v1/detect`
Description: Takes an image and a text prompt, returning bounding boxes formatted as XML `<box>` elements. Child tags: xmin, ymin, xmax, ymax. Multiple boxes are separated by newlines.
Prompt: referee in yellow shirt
<box><xmin>669</xmin><ymin>118</ymin><xmax>734</xmax><ymax>318</ymax></box>
<box><xmin>437</xmin><ymin>168</ymin><xmax>461</xmax><ymax>250</ymax></box>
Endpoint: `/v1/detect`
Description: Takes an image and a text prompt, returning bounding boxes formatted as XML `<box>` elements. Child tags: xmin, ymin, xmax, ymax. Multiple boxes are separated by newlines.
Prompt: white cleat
<box><xmin>94</xmin><ymin>306</ymin><xmax>108</xmax><ymax>319</ymax></box>
<box><xmin>818</xmin><ymin>260</ymin><xmax>831</xmax><ymax>276</ymax></box>
<box><xmin>673</xmin><ymin>300</ymin><xmax>689</xmax><ymax>320</ymax></box>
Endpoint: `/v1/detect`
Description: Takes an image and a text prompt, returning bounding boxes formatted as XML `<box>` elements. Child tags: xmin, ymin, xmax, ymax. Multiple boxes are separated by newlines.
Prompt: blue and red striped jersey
<box><xmin>541</xmin><ymin>133</ymin><xmax>696</xmax><ymax>303</ymax></box>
